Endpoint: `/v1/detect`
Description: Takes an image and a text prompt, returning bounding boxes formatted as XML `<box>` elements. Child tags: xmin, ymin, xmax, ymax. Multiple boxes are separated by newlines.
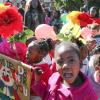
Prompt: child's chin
<box><xmin>94</xmin><ymin>77</ymin><xmax>100</xmax><ymax>83</ymax></box>
<box><xmin>64</xmin><ymin>78</ymin><xmax>74</xmax><ymax>84</ymax></box>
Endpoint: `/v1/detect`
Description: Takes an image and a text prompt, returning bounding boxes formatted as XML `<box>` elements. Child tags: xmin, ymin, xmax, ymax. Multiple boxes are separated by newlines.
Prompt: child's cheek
<box><xmin>94</xmin><ymin>71</ymin><xmax>100</xmax><ymax>82</ymax></box>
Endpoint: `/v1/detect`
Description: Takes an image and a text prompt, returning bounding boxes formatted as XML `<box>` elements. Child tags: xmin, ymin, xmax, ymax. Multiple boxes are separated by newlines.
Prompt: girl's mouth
<box><xmin>63</xmin><ymin>72</ymin><xmax>73</xmax><ymax>79</ymax></box>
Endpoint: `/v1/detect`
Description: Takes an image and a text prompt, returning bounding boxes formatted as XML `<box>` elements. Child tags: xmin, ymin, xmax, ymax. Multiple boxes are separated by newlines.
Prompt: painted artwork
<box><xmin>0</xmin><ymin>54</ymin><xmax>32</xmax><ymax>100</ymax></box>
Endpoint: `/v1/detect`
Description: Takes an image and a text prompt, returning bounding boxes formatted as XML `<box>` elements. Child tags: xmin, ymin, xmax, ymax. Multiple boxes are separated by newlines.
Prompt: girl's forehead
<box><xmin>57</xmin><ymin>45</ymin><xmax>75</xmax><ymax>54</ymax></box>
<box><xmin>28</xmin><ymin>46</ymin><xmax>38</xmax><ymax>51</ymax></box>
<box><xmin>56</xmin><ymin>50</ymin><xmax>77</xmax><ymax>59</ymax></box>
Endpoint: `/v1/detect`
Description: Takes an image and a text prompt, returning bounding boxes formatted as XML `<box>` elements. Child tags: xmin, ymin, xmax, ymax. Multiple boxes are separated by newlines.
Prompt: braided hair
<box><xmin>38</xmin><ymin>38</ymin><xmax>54</xmax><ymax>53</ymax></box>
<box><xmin>29</xmin><ymin>38</ymin><xmax>54</xmax><ymax>54</ymax></box>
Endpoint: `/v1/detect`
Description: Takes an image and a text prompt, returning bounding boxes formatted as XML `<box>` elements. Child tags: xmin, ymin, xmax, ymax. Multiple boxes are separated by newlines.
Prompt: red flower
<box><xmin>0</xmin><ymin>4</ymin><xmax>23</xmax><ymax>38</ymax></box>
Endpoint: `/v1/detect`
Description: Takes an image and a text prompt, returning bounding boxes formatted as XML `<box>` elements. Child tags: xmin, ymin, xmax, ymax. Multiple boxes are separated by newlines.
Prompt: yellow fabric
<box><xmin>60</xmin><ymin>23</ymin><xmax>81</xmax><ymax>38</ymax></box>
<box><xmin>67</xmin><ymin>11</ymin><xmax>82</xmax><ymax>25</ymax></box>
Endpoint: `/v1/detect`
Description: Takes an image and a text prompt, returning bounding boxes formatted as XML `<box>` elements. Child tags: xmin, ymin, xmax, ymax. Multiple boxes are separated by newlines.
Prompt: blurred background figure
<box><xmin>25</xmin><ymin>0</ymin><xmax>44</xmax><ymax>31</ymax></box>
<box><xmin>18</xmin><ymin>0</ymin><xmax>26</xmax><ymax>21</ymax></box>
<box><xmin>49</xmin><ymin>10</ymin><xmax>62</xmax><ymax>34</ymax></box>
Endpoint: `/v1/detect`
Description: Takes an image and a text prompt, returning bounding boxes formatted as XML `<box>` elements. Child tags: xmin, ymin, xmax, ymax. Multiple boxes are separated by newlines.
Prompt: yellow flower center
<box><xmin>0</xmin><ymin>4</ymin><xmax>10</xmax><ymax>13</ymax></box>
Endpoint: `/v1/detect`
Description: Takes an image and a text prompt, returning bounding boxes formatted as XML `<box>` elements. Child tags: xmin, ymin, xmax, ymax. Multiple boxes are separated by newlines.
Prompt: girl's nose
<box><xmin>62</xmin><ymin>63</ymin><xmax>71</xmax><ymax>69</ymax></box>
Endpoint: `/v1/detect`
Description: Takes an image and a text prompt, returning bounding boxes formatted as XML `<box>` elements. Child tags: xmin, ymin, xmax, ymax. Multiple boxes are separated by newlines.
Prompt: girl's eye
<box><xmin>69</xmin><ymin>59</ymin><xmax>74</xmax><ymax>63</ymax></box>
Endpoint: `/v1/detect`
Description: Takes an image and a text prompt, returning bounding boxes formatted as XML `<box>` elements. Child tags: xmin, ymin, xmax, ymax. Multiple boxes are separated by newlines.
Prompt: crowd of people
<box><xmin>0</xmin><ymin>0</ymin><xmax>100</xmax><ymax>100</ymax></box>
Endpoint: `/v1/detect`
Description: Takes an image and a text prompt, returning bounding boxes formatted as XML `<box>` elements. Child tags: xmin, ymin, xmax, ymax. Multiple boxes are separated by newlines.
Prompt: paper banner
<box><xmin>0</xmin><ymin>53</ymin><xmax>32</xmax><ymax>100</ymax></box>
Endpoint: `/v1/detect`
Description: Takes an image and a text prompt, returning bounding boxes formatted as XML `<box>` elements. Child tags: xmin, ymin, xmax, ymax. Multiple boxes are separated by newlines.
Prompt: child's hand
<box><xmin>33</xmin><ymin>67</ymin><xmax>44</xmax><ymax>82</ymax></box>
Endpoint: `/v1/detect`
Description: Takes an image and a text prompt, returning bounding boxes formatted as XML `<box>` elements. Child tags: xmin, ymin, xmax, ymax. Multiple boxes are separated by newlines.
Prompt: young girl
<box><xmin>32</xmin><ymin>41</ymin><xmax>98</xmax><ymax>100</ymax></box>
<box><xmin>88</xmin><ymin>23</ymin><xmax>100</xmax><ymax>46</ymax></box>
<box><xmin>89</xmin><ymin>54</ymin><xmax>100</xmax><ymax>99</ymax></box>
<box><xmin>26</xmin><ymin>38</ymin><xmax>56</xmax><ymax>100</ymax></box>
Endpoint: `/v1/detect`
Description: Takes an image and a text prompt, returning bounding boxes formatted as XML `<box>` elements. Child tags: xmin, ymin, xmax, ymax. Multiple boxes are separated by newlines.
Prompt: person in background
<box><xmin>74</xmin><ymin>40</ymin><xmax>89</xmax><ymax>76</ymax></box>
<box><xmin>89</xmin><ymin>54</ymin><xmax>100</xmax><ymax>99</ymax></box>
<box><xmin>25</xmin><ymin>0</ymin><xmax>44</xmax><ymax>31</ymax></box>
<box><xmin>89</xmin><ymin>6</ymin><xmax>99</xmax><ymax>18</ymax></box>
<box><xmin>44</xmin><ymin>9</ymin><xmax>51</xmax><ymax>24</ymax></box>
<box><xmin>49</xmin><ymin>10</ymin><xmax>62</xmax><ymax>34</ymax></box>
<box><xmin>78</xmin><ymin>6</ymin><xmax>100</xmax><ymax>27</ymax></box>
<box><xmin>88</xmin><ymin>23</ymin><xmax>100</xmax><ymax>46</ymax></box>
<box><xmin>31</xmin><ymin>41</ymin><xmax>97</xmax><ymax>100</ymax></box>
<box><xmin>89</xmin><ymin>6</ymin><xmax>100</xmax><ymax>24</ymax></box>
<box><xmin>18</xmin><ymin>0</ymin><xmax>26</xmax><ymax>21</ymax></box>
<box><xmin>80</xmin><ymin>4</ymin><xmax>88</xmax><ymax>13</ymax></box>
<box><xmin>26</xmin><ymin>38</ymin><xmax>56</xmax><ymax>100</ymax></box>
<box><xmin>89</xmin><ymin>45</ymin><xmax>100</xmax><ymax>76</ymax></box>
<box><xmin>60</xmin><ymin>6</ymin><xmax>67</xmax><ymax>15</ymax></box>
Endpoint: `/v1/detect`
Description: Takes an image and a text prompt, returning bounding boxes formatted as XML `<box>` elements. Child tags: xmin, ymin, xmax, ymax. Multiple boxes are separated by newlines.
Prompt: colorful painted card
<box><xmin>0</xmin><ymin>53</ymin><xmax>32</xmax><ymax>100</ymax></box>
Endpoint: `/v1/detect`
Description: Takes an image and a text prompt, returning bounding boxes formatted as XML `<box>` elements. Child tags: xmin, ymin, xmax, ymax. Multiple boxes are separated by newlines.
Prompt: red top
<box><xmin>32</xmin><ymin>72</ymin><xmax>98</xmax><ymax>100</ymax></box>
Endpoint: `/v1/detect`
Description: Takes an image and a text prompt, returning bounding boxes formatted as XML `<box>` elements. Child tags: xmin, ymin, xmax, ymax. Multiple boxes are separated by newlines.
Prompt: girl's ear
<box><xmin>80</xmin><ymin>45</ymin><xmax>88</xmax><ymax>61</ymax></box>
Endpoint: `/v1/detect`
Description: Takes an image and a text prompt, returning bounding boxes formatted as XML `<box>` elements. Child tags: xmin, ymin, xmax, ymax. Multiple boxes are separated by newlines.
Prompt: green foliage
<box><xmin>9</xmin><ymin>27</ymin><xmax>34</xmax><ymax>43</ymax></box>
<box><xmin>57</xmin><ymin>24</ymin><xmax>80</xmax><ymax>41</ymax></box>
<box><xmin>54</xmin><ymin>0</ymin><xmax>84</xmax><ymax>11</ymax></box>
<box><xmin>88</xmin><ymin>1</ymin><xmax>100</xmax><ymax>8</ymax></box>
<box><xmin>57</xmin><ymin>31</ymin><xmax>76</xmax><ymax>41</ymax></box>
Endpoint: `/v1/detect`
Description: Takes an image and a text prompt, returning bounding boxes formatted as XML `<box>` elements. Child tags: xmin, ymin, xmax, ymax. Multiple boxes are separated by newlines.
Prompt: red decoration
<box><xmin>0</xmin><ymin>3</ymin><xmax>23</xmax><ymax>38</ymax></box>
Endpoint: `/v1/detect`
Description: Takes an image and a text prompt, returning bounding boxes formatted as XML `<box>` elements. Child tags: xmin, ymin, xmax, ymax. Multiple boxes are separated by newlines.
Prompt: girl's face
<box><xmin>94</xmin><ymin>66</ymin><xmax>100</xmax><ymax>83</ymax></box>
<box><xmin>26</xmin><ymin>46</ymin><xmax>41</xmax><ymax>64</ymax></box>
<box><xmin>56</xmin><ymin>49</ymin><xmax>80</xmax><ymax>84</ymax></box>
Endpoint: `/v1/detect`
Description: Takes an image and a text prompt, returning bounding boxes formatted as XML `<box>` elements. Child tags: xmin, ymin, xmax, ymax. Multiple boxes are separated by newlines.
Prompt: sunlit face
<box><xmin>94</xmin><ymin>66</ymin><xmax>100</xmax><ymax>83</ymax></box>
<box><xmin>56</xmin><ymin>47</ymin><xmax>80</xmax><ymax>84</ymax></box>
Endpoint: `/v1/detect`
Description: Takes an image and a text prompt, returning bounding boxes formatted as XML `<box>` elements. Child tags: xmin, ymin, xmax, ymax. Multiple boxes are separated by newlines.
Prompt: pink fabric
<box><xmin>44</xmin><ymin>16</ymin><xmax>51</xmax><ymax>24</ymax></box>
<box><xmin>32</xmin><ymin>72</ymin><xmax>98</xmax><ymax>100</ymax></box>
<box><xmin>0</xmin><ymin>40</ymin><xmax>27</xmax><ymax>63</ymax></box>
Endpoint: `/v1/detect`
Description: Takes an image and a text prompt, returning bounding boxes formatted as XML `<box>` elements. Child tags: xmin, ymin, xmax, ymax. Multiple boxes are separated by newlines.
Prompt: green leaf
<box><xmin>9</xmin><ymin>28</ymin><xmax>34</xmax><ymax>43</ymax></box>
